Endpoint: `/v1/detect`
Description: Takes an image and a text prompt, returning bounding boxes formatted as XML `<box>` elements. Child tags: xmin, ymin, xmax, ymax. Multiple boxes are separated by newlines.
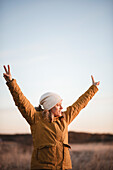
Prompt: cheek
<box><xmin>54</xmin><ymin>108</ymin><xmax>59</xmax><ymax>113</ymax></box>
<box><xmin>51</xmin><ymin>107</ymin><xmax>57</xmax><ymax>114</ymax></box>
<box><xmin>52</xmin><ymin>107</ymin><xmax>59</xmax><ymax>114</ymax></box>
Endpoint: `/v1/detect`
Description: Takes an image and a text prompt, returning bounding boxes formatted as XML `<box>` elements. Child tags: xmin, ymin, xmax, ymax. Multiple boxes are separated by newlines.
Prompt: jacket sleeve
<box><xmin>6</xmin><ymin>79</ymin><xmax>36</xmax><ymax>125</ymax></box>
<box><xmin>63</xmin><ymin>85</ymin><xmax>98</xmax><ymax>125</ymax></box>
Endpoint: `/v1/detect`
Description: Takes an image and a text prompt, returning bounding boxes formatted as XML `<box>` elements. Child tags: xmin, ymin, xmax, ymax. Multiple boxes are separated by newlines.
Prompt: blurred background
<box><xmin>0</xmin><ymin>0</ymin><xmax>113</xmax><ymax>134</ymax></box>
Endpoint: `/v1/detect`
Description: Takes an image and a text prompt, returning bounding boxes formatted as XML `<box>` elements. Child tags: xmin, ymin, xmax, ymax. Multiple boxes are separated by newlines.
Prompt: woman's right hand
<box><xmin>3</xmin><ymin>65</ymin><xmax>12</xmax><ymax>82</ymax></box>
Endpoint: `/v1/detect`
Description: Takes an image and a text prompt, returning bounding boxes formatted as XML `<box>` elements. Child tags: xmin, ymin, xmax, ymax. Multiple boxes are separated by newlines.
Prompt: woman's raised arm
<box><xmin>3</xmin><ymin>65</ymin><xmax>36</xmax><ymax>125</ymax></box>
<box><xmin>64</xmin><ymin>75</ymin><xmax>100</xmax><ymax>125</ymax></box>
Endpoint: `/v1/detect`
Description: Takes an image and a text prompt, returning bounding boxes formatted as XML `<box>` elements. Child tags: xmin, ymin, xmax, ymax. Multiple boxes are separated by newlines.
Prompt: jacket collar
<box><xmin>53</xmin><ymin>115</ymin><xmax>64</xmax><ymax>122</ymax></box>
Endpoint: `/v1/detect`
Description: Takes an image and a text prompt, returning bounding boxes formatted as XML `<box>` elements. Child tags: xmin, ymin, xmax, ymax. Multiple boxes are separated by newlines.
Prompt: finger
<box><xmin>8</xmin><ymin>65</ymin><xmax>11</xmax><ymax>74</ymax></box>
<box><xmin>3</xmin><ymin>65</ymin><xmax>8</xmax><ymax>74</ymax></box>
<box><xmin>3</xmin><ymin>73</ymin><xmax>9</xmax><ymax>81</ymax></box>
<box><xmin>97</xmin><ymin>81</ymin><xmax>100</xmax><ymax>86</ymax></box>
<box><xmin>3</xmin><ymin>73</ymin><xmax>9</xmax><ymax>77</ymax></box>
<box><xmin>91</xmin><ymin>75</ymin><xmax>95</xmax><ymax>83</ymax></box>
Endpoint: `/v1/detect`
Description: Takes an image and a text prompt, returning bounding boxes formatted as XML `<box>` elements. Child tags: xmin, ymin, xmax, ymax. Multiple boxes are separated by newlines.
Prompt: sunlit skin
<box><xmin>50</xmin><ymin>100</ymin><xmax>63</xmax><ymax>117</ymax></box>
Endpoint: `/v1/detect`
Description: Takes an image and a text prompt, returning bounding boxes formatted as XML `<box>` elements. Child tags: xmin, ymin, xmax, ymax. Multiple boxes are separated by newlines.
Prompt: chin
<box><xmin>58</xmin><ymin>113</ymin><xmax>62</xmax><ymax>117</ymax></box>
<box><xmin>55</xmin><ymin>111</ymin><xmax>62</xmax><ymax>117</ymax></box>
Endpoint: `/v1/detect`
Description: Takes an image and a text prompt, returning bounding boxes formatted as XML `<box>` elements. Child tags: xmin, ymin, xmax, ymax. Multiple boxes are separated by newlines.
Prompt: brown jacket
<box><xmin>6</xmin><ymin>79</ymin><xmax>98</xmax><ymax>169</ymax></box>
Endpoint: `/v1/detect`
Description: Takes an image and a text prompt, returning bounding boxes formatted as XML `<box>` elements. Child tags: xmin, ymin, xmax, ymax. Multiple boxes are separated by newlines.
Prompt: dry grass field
<box><xmin>70</xmin><ymin>143</ymin><xmax>113</xmax><ymax>170</ymax></box>
<box><xmin>0</xmin><ymin>141</ymin><xmax>113</xmax><ymax>170</ymax></box>
<box><xmin>0</xmin><ymin>141</ymin><xmax>32</xmax><ymax>170</ymax></box>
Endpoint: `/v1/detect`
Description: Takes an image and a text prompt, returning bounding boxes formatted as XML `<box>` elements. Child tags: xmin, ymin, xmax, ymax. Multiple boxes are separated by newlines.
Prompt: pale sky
<box><xmin>0</xmin><ymin>0</ymin><xmax>113</xmax><ymax>134</ymax></box>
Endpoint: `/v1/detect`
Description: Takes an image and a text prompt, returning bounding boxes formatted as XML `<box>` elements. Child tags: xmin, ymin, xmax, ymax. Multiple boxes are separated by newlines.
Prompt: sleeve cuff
<box><xmin>90</xmin><ymin>84</ymin><xmax>99</xmax><ymax>93</ymax></box>
<box><xmin>6</xmin><ymin>79</ymin><xmax>16</xmax><ymax>86</ymax></box>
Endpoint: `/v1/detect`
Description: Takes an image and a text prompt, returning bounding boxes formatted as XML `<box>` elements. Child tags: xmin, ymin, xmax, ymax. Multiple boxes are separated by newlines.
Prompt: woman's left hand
<box><xmin>91</xmin><ymin>75</ymin><xmax>100</xmax><ymax>87</ymax></box>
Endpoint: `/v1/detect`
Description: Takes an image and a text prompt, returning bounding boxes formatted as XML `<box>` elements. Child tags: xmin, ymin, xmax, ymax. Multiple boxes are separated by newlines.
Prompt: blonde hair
<box><xmin>42</xmin><ymin>110</ymin><xmax>54</xmax><ymax>123</ymax></box>
<box><xmin>35</xmin><ymin>105</ymin><xmax>54</xmax><ymax>123</ymax></box>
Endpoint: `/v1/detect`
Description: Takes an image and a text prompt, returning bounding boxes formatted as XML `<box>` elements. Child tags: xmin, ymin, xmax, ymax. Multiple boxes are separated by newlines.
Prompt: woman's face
<box><xmin>50</xmin><ymin>100</ymin><xmax>63</xmax><ymax>117</ymax></box>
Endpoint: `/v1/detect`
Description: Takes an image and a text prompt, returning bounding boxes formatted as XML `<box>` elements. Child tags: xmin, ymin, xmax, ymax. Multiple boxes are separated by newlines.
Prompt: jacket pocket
<box><xmin>63</xmin><ymin>143</ymin><xmax>71</xmax><ymax>157</ymax></box>
<box><xmin>37</xmin><ymin>144</ymin><xmax>56</xmax><ymax>165</ymax></box>
<box><xmin>63</xmin><ymin>143</ymin><xmax>71</xmax><ymax>149</ymax></box>
<box><xmin>63</xmin><ymin>143</ymin><xmax>72</xmax><ymax>166</ymax></box>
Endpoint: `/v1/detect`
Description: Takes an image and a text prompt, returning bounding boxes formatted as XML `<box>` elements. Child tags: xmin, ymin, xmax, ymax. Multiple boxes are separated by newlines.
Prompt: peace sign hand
<box><xmin>91</xmin><ymin>75</ymin><xmax>100</xmax><ymax>87</ymax></box>
<box><xmin>3</xmin><ymin>65</ymin><xmax>12</xmax><ymax>82</ymax></box>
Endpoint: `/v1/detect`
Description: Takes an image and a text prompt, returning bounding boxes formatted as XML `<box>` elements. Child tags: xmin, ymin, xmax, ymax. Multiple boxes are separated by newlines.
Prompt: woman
<box><xmin>3</xmin><ymin>65</ymin><xmax>100</xmax><ymax>170</ymax></box>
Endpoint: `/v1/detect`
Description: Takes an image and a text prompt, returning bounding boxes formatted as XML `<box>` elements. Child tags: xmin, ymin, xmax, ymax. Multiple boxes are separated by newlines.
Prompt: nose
<box><xmin>60</xmin><ymin>105</ymin><xmax>63</xmax><ymax>110</ymax></box>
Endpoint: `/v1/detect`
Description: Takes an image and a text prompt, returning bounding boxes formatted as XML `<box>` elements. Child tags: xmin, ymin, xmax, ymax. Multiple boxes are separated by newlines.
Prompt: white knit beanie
<box><xmin>39</xmin><ymin>92</ymin><xmax>62</xmax><ymax>110</ymax></box>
